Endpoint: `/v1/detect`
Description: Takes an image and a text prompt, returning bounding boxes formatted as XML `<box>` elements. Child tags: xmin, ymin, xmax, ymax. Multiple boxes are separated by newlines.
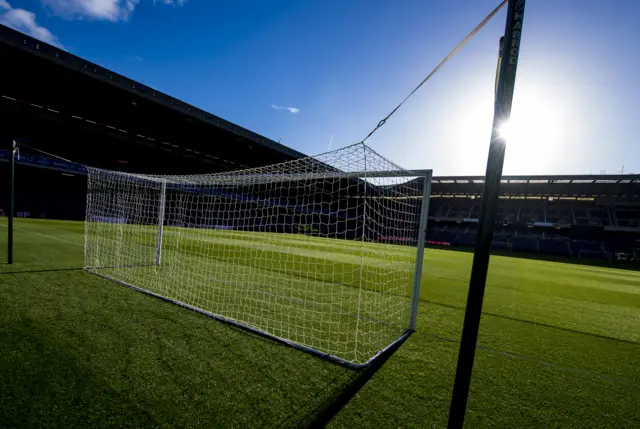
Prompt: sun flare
<box><xmin>503</xmin><ymin>93</ymin><xmax>565</xmax><ymax>147</ymax></box>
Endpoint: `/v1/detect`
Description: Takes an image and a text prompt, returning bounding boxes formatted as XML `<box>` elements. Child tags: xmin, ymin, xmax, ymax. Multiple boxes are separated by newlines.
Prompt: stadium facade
<box><xmin>1</xmin><ymin>24</ymin><xmax>639</xmax><ymax>262</ymax></box>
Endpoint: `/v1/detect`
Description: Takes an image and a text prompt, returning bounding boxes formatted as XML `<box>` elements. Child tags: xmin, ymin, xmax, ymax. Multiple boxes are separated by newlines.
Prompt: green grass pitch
<box><xmin>85</xmin><ymin>222</ymin><xmax>420</xmax><ymax>365</ymax></box>
<box><xmin>1</xmin><ymin>218</ymin><xmax>639</xmax><ymax>428</ymax></box>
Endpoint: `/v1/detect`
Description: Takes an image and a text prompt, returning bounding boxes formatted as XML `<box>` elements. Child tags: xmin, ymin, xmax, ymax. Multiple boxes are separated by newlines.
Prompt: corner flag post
<box><xmin>447</xmin><ymin>1</ymin><xmax>526</xmax><ymax>428</ymax></box>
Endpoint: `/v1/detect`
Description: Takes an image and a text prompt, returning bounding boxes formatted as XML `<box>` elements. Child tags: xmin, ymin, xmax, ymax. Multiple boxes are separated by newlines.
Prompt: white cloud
<box><xmin>154</xmin><ymin>0</ymin><xmax>186</xmax><ymax>5</ymax></box>
<box><xmin>42</xmin><ymin>0</ymin><xmax>185</xmax><ymax>22</ymax></box>
<box><xmin>124</xmin><ymin>53</ymin><xmax>143</xmax><ymax>61</ymax></box>
<box><xmin>42</xmin><ymin>0</ymin><xmax>138</xmax><ymax>22</ymax></box>
<box><xmin>0</xmin><ymin>2</ymin><xmax>64</xmax><ymax>48</ymax></box>
<box><xmin>272</xmin><ymin>104</ymin><xmax>300</xmax><ymax>114</ymax></box>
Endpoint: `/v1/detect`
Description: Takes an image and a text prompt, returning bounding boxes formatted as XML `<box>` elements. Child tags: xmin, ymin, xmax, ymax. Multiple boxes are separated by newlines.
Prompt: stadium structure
<box><xmin>1</xmin><ymin>24</ymin><xmax>639</xmax><ymax>263</ymax></box>
<box><xmin>426</xmin><ymin>175</ymin><xmax>640</xmax><ymax>261</ymax></box>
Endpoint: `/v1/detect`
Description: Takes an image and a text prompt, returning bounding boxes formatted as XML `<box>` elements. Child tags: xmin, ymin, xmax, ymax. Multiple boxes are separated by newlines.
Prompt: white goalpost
<box><xmin>84</xmin><ymin>142</ymin><xmax>431</xmax><ymax>367</ymax></box>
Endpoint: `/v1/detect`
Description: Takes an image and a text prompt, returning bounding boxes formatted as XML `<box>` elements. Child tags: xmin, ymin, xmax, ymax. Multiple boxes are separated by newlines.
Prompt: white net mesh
<box><xmin>85</xmin><ymin>143</ymin><xmax>429</xmax><ymax>365</ymax></box>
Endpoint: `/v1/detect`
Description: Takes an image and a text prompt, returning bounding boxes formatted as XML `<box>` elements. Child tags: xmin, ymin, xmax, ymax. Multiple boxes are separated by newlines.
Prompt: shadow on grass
<box><xmin>0</xmin><ymin>270</ymin><xmax>365</xmax><ymax>428</ymax></box>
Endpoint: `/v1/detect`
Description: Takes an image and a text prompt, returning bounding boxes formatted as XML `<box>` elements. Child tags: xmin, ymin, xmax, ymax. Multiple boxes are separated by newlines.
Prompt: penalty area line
<box><xmin>0</xmin><ymin>224</ymin><xmax>85</xmax><ymax>247</ymax></box>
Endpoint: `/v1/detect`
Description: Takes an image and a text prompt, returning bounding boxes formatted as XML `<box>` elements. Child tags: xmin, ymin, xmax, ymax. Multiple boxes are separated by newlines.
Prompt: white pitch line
<box><xmin>0</xmin><ymin>224</ymin><xmax>84</xmax><ymax>247</ymax></box>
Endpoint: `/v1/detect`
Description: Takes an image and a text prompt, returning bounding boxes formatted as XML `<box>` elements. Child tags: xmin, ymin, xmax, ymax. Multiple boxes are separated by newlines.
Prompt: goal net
<box><xmin>84</xmin><ymin>143</ymin><xmax>431</xmax><ymax>366</ymax></box>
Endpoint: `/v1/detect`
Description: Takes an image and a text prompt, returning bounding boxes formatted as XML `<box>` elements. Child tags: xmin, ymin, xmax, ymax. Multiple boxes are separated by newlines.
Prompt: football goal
<box><xmin>84</xmin><ymin>142</ymin><xmax>432</xmax><ymax>367</ymax></box>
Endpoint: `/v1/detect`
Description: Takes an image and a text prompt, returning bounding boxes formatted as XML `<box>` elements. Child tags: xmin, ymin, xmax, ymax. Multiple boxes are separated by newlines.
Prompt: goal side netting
<box><xmin>84</xmin><ymin>143</ymin><xmax>431</xmax><ymax>366</ymax></box>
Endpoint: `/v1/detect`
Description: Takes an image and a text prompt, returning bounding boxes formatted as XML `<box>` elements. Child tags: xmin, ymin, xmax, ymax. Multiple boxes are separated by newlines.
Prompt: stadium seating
<box><xmin>606</xmin><ymin>235</ymin><xmax>638</xmax><ymax>253</ymax></box>
<box><xmin>430</xmin><ymin>230</ymin><xmax>457</xmax><ymax>243</ymax></box>
<box><xmin>512</xmin><ymin>235</ymin><xmax>538</xmax><ymax>253</ymax></box>
<box><xmin>517</xmin><ymin>201</ymin><xmax>545</xmax><ymax>224</ymax></box>
<box><xmin>570</xmin><ymin>240</ymin><xmax>611</xmax><ymax>260</ymax></box>
<box><xmin>545</xmin><ymin>202</ymin><xmax>573</xmax><ymax>224</ymax></box>
<box><xmin>455</xmin><ymin>232</ymin><xmax>477</xmax><ymax>246</ymax></box>
<box><xmin>429</xmin><ymin>199</ymin><xmax>633</xmax><ymax>228</ymax></box>
<box><xmin>615</xmin><ymin>207</ymin><xmax>640</xmax><ymax>228</ymax></box>
<box><xmin>538</xmin><ymin>238</ymin><xmax>571</xmax><ymax>256</ymax></box>
<box><xmin>426</xmin><ymin>221</ymin><xmax>623</xmax><ymax>261</ymax></box>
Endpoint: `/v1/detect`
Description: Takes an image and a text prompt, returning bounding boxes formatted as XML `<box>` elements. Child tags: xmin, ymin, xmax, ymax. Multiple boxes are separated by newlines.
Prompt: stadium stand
<box><xmin>424</xmin><ymin>176</ymin><xmax>640</xmax><ymax>261</ymax></box>
<box><xmin>538</xmin><ymin>237</ymin><xmax>572</xmax><ymax>256</ymax></box>
<box><xmin>512</xmin><ymin>234</ymin><xmax>538</xmax><ymax>253</ymax></box>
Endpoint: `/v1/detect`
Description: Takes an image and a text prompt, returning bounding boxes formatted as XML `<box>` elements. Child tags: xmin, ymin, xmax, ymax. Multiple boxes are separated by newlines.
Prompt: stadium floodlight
<box><xmin>84</xmin><ymin>142</ymin><xmax>432</xmax><ymax>367</ymax></box>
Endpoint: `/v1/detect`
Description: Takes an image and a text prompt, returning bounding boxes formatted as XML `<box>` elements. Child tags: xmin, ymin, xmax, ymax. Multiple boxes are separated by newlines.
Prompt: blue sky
<box><xmin>1</xmin><ymin>0</ymin><xmax>639</xmax><ymax>176</ymax></box>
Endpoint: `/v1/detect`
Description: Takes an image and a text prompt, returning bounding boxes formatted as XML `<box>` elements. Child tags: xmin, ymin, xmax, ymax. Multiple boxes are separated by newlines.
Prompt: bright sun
<box><xmin>500</xmin><ymin>93</ymin><xmax>565</xmax><ymax>147</ymax></box>
<box><xmin>497</xmin><ymin>120</ymin><xmax>513</xmax><ymax>140</ymax></box>
<box><xmin>449</xmin><ymin>84</ymin><xmax>569</xmax><ymax>173</ymax></box>
<box><xmin>502</xmin><ymin>89</ymin><xmax>569</xmax><ymax>172</ymax></box>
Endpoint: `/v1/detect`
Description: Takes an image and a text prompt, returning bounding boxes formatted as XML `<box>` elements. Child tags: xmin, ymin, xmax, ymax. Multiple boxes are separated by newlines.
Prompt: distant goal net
<box><xmin>84</xmin><ymin>143</ymin><xmax>431</xmax><ymax>367</ymax></box>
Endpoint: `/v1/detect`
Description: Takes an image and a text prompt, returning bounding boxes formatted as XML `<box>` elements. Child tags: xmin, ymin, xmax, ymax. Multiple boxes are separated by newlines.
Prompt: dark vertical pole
<box><xmin>447</xmin><ymin>1</ymin><xmax>526</xmax><ymax>428</ymax></box>
<box><xmin>8</xmin><ymin>140</ymin><xmax>16</xmax><ymax>264</ymax></box>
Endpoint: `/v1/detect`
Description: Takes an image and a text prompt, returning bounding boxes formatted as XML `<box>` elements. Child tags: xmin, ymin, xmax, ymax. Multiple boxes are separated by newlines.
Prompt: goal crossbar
<box><xmin>138</xmin><ymin>170</ymin><xmax>429</xmax><ymax>187</ymax></box>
